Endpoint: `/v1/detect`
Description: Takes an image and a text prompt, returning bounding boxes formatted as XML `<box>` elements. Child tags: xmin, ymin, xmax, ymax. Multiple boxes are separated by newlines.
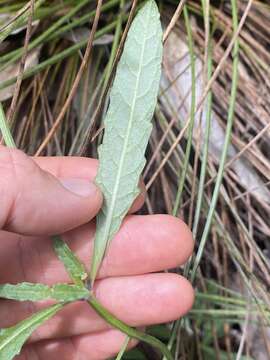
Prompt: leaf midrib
<box><xmin>101</xmin><ymin>6</ymin><xmax>152</xmax><ymax>249</ymax></box>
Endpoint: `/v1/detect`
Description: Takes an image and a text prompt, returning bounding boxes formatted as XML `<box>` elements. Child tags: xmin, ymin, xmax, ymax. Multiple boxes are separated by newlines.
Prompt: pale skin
<box><xmin>0</xmin><ymin>145</ymin><xmax>194</xmax><ymax>360</ymax></box>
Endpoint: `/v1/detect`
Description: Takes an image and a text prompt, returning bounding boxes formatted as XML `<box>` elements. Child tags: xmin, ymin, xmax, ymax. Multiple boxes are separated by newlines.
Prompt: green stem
<box><xmin>190</xmin><ymin>0</ymin><xmax>239</xmax><ymax>282</ymax></box>
<box><xmin>163</xmin><ymin>8</ymin><xmax>197</xmax><ymax>355</ymax></box>
<box><xmin>172</xmin><ymin>5</ymin><xmax>196</xmax><ymax>215</ymax></box>
<box><xmin>192</xmin><ymin>1</ymin><xmax>212</xmax><ymax>238</ymax></box>
<box><xmin>88</xmin><ymin>296</ymin><xmax>173</xmax><ymax>360</ymax></box>
<box><xmin>115</xmin><ymin>336</ymin><xmax>130</xmax><ymax>360</ymax></box>
<box><xmin>102</xmin><ymin>0</ymin><xmax>125</xmax><ymax>93</ymax></box>
<box><xmin>164</xmin><ymin>1</ymin><xmax>239</xmax><ymax>356</ymax></box>
<box><xmin>0</xmin><ymin>103</ymin><xmax>16</xmax><ymax>147</ymax></box>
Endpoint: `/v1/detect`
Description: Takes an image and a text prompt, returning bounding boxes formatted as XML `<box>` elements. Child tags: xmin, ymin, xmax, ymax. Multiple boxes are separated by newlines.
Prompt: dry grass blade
<box><xmin>6</xmin><ymin>0</ymin><xmax>35</xmax><ymax>124</ymax></box>
<box><xmin>163</xmin><ymin>0</ymin><xmax>186</xmax><ymax>43</ymax></box>
<box><xmin>35</xmin><ymin>0</ymin><xmax>104</xmax><ymax>156</ymax></box>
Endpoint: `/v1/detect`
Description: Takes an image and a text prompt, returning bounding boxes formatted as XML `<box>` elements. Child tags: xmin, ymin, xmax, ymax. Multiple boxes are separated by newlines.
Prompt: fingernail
<box><xmin>60</xmin><ymin>178</ymin><xmax>98</xmax><ymax>197</ymax></box>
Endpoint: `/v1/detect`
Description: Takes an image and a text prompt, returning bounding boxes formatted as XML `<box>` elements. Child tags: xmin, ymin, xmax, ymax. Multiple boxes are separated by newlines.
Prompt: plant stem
<box><xmin>102</xmin><ymin>0</ymin><xmax>125</xmax><ymax>94</ymax></box>
<box><xmin>115</xmin><ymin>336</ymin><xmax>130</xmax><ymax>360</ymax></box>
<box><xmin>192</xmin><ymin>0</ymin><xmax>212</xmax><ymax>238</ymax></box>
<box><xmin>88</xmin><ymin>296</ymin><xmax>173</xmax><ymax>360</ymax></box>
<box><xmin>190</xmin><ymin>0</ymin><xmax>239</xmax><ymax>282</ymax></box>
<box><xmin>0</xmin><ymin>103</ymin><xmax>16</xmax><ymax>147</ymax></box>
<box><xmin>163</xmin><ymin>7</ymin><xmax>197</xmax><ymax>355</ymax></box>
<box><xmin>172</xmin><ymin>5</ymin><xmax>196</xmax><ymax>215</ymax></box>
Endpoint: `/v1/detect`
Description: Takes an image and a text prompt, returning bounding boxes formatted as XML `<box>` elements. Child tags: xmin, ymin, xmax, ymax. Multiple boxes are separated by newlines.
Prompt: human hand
<box><xmin>0</xmin><ymin>146</ymin><xmax>194</xmax><ymax>360</ymax></box>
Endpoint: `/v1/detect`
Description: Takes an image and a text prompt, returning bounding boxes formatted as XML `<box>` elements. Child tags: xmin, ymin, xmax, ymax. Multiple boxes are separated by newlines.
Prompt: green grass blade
<box><xmin>172</xmin><ymin>5</ymin><xmax>196</xmax><ymax>215</ymax></box>
<box><xmin>0</xmin><ymin>303</ymin><xmax>63</xmax><ymax>360</ymax></box>
<box><xmin>0</xmin><ymin>0</ymin><xmax>118</xmax><ymax>69</ymax></box>
<box><xmin>91</xmin><ymin>0</ymin><xmax>163</xmax><ymax>282</ymax></box>
<box><xmin>53</xmin><ymin>235</ymin><xmax>88</xmax><ymax>287</ymax></box>
<box><xmin>0</xmin><ymin>0</ymin><xmax>45</xmax><ymax>44</ymax></box>
<box><xmin>0</xmin><ymin>20</ymin><xmax>121</xmax><ymax>92</ymax></box>
<box><xmin>101</xmin><ymin>0</ymin><xmax>125</xmax><ymax>94</ymax></box>
<box><xmin>115</xmin><ymin>336</ymin><xmax>130</xmax><ymax>360</ymax></box>
<box><xmin>192</xmin><ymin>0</ymin><xmax>213</xmax><ymax>237</ymax></box>
<box><xmin>190</xmin><ymin>0</ymin><xmax>239</xmax><ymax>282</ymax></box>
<box><xmin>0</xmin><ymin>103</ymin><xmax>16</xmax><ymax>147</ymax></box>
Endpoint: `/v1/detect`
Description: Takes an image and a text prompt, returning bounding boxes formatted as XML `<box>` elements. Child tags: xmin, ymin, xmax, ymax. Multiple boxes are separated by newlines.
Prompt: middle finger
<box><xmin>0</xmin><ymin>214</ymin><xmax>193</xmax><ymax>285</ymax></box>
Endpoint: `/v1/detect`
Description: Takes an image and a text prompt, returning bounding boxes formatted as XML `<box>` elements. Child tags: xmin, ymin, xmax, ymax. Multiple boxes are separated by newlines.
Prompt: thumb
<box><xmin>0</xmin><ymin>146</ymin><xmax>102</xmax><ymax>235</ymax></box>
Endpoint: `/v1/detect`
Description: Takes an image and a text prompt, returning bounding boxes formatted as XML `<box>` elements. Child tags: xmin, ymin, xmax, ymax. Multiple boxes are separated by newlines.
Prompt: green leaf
<box><xmin>0</xmin><ymin>282</ymin><xmax>89</xmax><ymax>302</ymax></box>
<box><xmin>91</xmin><ymin>0</ymin><xmax>163</xmax><ymax>282</ymax></box>
<box><xmin>0</xmin><ymin>303</ymin><xmax>63</xmax><ymax>360</ymax></box>
<box><xmin>51</xmin><ymin>284</ymin><xmax>89</xmax><ymax>302</ymax></box>
<box><xmin>0</xmin><ymin>283</ymin><xmax>51</xmax><ymax>301</ymax></box>
<box><xmin>53</xmin><ymin>235</ymin><xmax>88</xmax><ymax>286</ymax></box>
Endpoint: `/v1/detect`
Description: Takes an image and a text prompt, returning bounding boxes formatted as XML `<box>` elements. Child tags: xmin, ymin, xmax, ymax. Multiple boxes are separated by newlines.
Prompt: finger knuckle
<box><xmin>0</xmin><ymin>146</ymin><xmax>37</xmax><ymax>228</ymax></box>
<box><xmin>0</xmin><ymin>145</ymin><xmax>32</xmax><ymax>178</ymax></box>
